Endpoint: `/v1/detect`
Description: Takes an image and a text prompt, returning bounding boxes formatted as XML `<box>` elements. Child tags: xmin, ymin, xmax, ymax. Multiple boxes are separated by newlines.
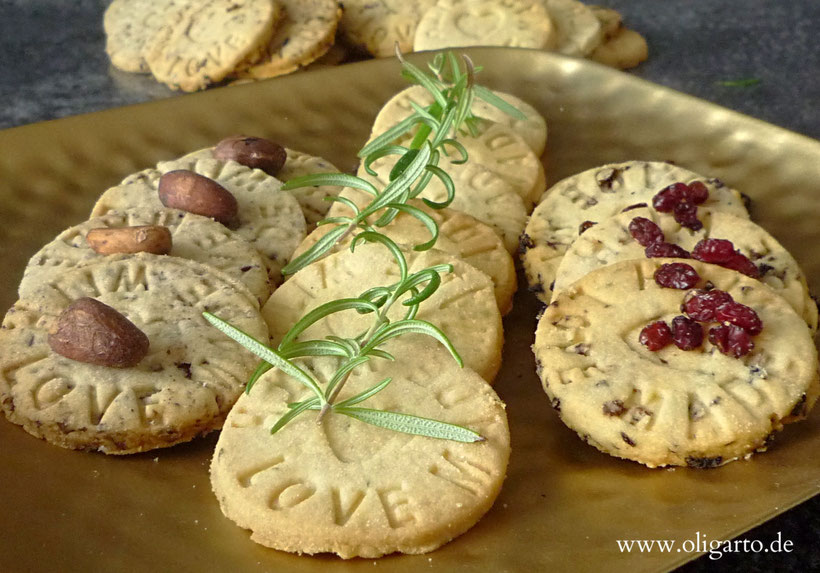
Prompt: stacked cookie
<box><xmin>523</xmin><ymin>161</ymin><xmax>819</xmax><ymax>467</ymax></box>
<box><xmin>0</xmin><ymin>137</ymin><xmax>345</xmax><ymax>453</ymax></box>
<box><xmin>340</xmin><ymin>0</ymin><xmax>647</xmax><ymax>69</ymax></box>
<box><xmin>209</xmin><ymin>85</ymin><xmax>551</xmax><ymax>557</ymax></box>
<box><xmin>104</xmin><ymin>0</ymin><xmax>343</xmax><ymax>90</ymax></box>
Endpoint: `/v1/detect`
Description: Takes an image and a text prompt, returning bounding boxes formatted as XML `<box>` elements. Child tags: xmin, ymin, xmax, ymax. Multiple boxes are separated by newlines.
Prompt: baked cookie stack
<box><xmin>0</xmin><ymin>137</ymin><xmax>346</xmax><ymax>453</ymax></box>
<box><xmin>523</xmin><ymin>161</ymin><xmax>819</xmax><ymax>467</ymax></box>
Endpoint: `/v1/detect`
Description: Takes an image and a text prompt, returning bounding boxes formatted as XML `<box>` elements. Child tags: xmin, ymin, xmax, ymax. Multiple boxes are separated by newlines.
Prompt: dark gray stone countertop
<box><xmin>1</xmin><ymin>1</ymin><xmax>818</xmax><ymax>571</ymax></box>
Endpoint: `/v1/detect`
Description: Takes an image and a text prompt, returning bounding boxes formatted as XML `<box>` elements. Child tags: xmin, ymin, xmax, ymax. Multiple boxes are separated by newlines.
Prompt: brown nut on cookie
<box><xmin>158</xmin><ymin>170</ymin><xmax>238</xmax><ymax>226</ymax></box>
<box><xmin>48</xmin><ymin>297</ymin><xmax>149</xmax><ymax>368</ymax></box>
<box><xmin>213</xmin><ymin>135</ymin><xmax>287</xmax><ymax>176</ymax></box>
<box><xmin>86</xmin><ymin>225</ymin><xmax>172</xmax><ymax>255</ymax></box>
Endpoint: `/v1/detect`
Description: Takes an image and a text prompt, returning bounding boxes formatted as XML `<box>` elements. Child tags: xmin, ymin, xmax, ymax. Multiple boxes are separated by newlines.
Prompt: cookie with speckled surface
<box><xmin>553</xmin><ymin>206</ymin><xmax>817</xmax><ymax>330</ymax></box>
<box><xmin>261</xmin><ymin>242</ymin><xmax>503</xmax><ymax>383</ymax></box>
<box><xmin>103</xmin><ymin>0</ymin><xmax>185</xmax><ymax>73</ymax></box>
<box><xmin>144</xmin><ymin>0</ymin><xmax>279</xmax><ymax>91</ymax></box>
<box><xmin>293</xmin><ymin>200</ymin><xmax>517</xmax><ymax>314</ymax></box>
<box><xmin>521</xmin><ymin>161</ymin><xmax>750</xmax><ymax>302</ymax></box>
<box><xmin>236</xmin><ymin>0</ymin><xmax>342</xmax><ymax>80</ymax></box>
<box><xmin>589</xmin><ymin>27</ymin><xmax>648</xmax><ymax>70</ymax></box>
<box><xmin>210</xmin><ymin>344</ymin><xmax>510</xmax><ymax>558</ymax></box>
<box><xmin>0</xmin><ymin>253</ymin><xmax>268</xmax><ymax>454</ymax></box>
<box><xmin>338</xmin><ymin>0</ymin><xmax>438</xmax><ymax>57</ymax></box>
<box><xmin>533</xmin><ymin>258</ymin><xmax>819</xmax><ymax>468</ymax></box>
<box><xmin>19</xmin><ymin>208</ymin><xmax>271</xmax><ymax>307</ymax></box>
<box><xmin>414</xmin><ymin>0</ymin><xmax>555</xmax><ymax>52</ymax></box>
<box><xmin>91</xmin><ymin>156</ymin><xmax>306</xmax><ymax>286</ymax></box>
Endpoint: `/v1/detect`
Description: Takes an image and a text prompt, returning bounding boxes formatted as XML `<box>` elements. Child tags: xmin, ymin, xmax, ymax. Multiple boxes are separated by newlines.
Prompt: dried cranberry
<box><xmin>671</xmin><ymin>315</ymin><xmax>704</xmax><ymax>350</ymax></box>
<box><xmin>654</xmin><ymin>263</ymin><xmax>701</xmax><ymax>289</ymax></box>
<box><xmin>683</xmin><ymin>289</ymin><xmax>734</xmax><ymax>322</ymax></box>
<box><xmin>653</xmin><ymin>183</ymin><xmax>688</xmax><ymax>212</ymax></box>
<box><xmin>645</xmin><ymin>242</ymin><xmax>691</xmax><ymax>259</ymax></box>
<box><xmin>715</xmin><ymin>301</ymin><xmax>763</xmax><ymax>335</ymax></box>
<box><xmin>721</xmin><ymin>253</ymin><xmax>761</xmax><ymax>278</ymax></box>
<box><xmin>709</xmin><ymin>324</ymin><xmax>754</xmax><ymax>357</ymax></box>
<box><xmin>579</xmin><ymin>220</ymin><xmax>596</xmax><ymax>235</ymax></box>
<box><xmin>639</xmin><ymin>321</ymin><xmax>673</xmax><ymax>351</ymax></box>
<box><xmin>685</xmin><ymin>181</ymin><xmax>709</xmax><ymax>204</ymax></box>
<box><xmin>628</xmin><ymin>217</ymin><xmax>664</xmax><ymax>246</ymax></box>
<box><xmin>673</xmin><ymin>201</ymin><xmax>703</xmax><ymax>230</ymax></box>
<box><xmin>692</xmin><ymin>238</ymin><xmax>736</xmax><ymax>264</ymax></box>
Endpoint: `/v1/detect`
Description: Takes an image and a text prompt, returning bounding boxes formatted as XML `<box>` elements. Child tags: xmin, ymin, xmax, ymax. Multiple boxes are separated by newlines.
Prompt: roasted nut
<box><xmin>86</xmin><ymin>225</ymin><xmax>172</xmax><ymax>255</ymax></box>
<box><xmin>48</xmin><ymin>297</ymin><xmax>149</xmax><ymax>368</ymax></box>
<box><xmin>158</xmin><ymin>170</ymin><xmax>238</xmax><ymax>226</ymax></box>
<box><xmin>213</xmin><ymin>135</ymin><xmax>287</xmax><ymax>176</ymax></box>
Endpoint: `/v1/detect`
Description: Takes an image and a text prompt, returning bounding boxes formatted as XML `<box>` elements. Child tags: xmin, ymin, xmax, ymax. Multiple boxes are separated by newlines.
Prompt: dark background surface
<box><xmin>1</xmin><ymin>1</ymin><xmax>818</xmax><ymax>571</ymax></box>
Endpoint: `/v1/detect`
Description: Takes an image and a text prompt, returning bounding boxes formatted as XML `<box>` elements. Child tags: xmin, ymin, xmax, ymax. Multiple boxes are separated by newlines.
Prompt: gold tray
<box><xmin>1</xmin><ymin>48</ymin><xmax>819</xmax><ymax>572</ymax></box>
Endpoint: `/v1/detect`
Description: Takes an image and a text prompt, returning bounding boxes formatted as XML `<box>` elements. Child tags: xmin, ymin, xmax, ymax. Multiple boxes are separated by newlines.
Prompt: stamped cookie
<box><xmin>414</xmin><ymin>0</ymin><xmax>555</xmax><ymax>51</ymax></box>
<box><xmin>540</xmin><ymin>0</ymin><xmax>603</xmax><ymax>56</ymax></box>
<box><xmin>0</xmin><ymin>254</ymin><xmax>268</xmax><ymax>454</ymax></box>
<box><xmin>294</xmin><ymin>200</ymin><xmax>517</xmax><ymax>314</ymax></box>
<box><xmin>210</xmin><ymin>345</ymin><xmax>510</xmax><ymax>557</ymax></box>
<box><xmin>144</xmin><ymin>0</ymin><xmax>279</xmax><ymax>91</ymax></box>
<box><xmin>91</xmin><ymin>157</ymin><xmax>307</xmax><ymax>286</ymax></box>
<box><xmin>103</xmin><ymin>0</ymin><xmax>184</xmax><ymax>73</ymax></box>
<box><xmin>261</xmin><ymin>243</ymin><xmax>503</xmax><ymax>382</ymax></box>
<box><xmin>553</xmin><ymin>207</ymin><xmax>817</xmax><ymax>330</ymax></box>
<box><xmin>590</xmin><ymin>27</ymin><xmax>649</xmax><ymax>69</ymax></box>
<box><xmin>329</xmin><ymin>158</ymin><xmax>528</xmax><ymax>254</ymax></box>
<box><xmin>533</xmin><ymin>258</ymin><xmax>819</xmax><ymax>468</ymax></box>
<box><xmin>19</xmin><ymin>208</ymin><xmax>271</xmax><ymax>307</ymax></box>
<box><xmin>371</xmin><ymin>84</ymin><xmax>548</xmax><ymax>157</ymax></box>
<box><xmin>236</xmin><ymin>0</ymin><xmax>343</xmax><ymax>80</ymax></box>
<box><xmin>521</xmin><ymin>161</ymin><xmax>750</xmax><ymax>301</ymax></box>
<box><xmin>338</xmin><ymin>0</ymin><xmax>438</xmax><ymax>57</ymax></box>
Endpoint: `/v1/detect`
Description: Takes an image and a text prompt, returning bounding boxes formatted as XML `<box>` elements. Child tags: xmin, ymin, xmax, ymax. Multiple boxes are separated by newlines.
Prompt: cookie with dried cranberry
<box><xmin>533</xmin><ymin>258</ymin><xmax>818</xmax><ymax>468</ymax></box>
<box><xmin>521</xmin><ymin>161</ymin><xmax>750</xmax><ymax>302</ymax></box>
<box><xmin>553</xmin><ymin>206</ymin><xmax>817</xmax><ymax>331</ymax></box>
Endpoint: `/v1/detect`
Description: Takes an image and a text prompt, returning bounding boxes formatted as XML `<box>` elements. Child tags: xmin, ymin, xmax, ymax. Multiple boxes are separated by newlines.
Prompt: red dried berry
<box><xmin>645</xmin><ymin>242</ymin><xmax>691</xmax><ymax>259</ymax></box>
<box><xmin>721</xmin><ymin>252</ymin><xmax>761</xmax><ymax>278</ymax></box>
<box><xmin>628</xmin><ymin>217</ymin><xmax>664</xmax><ymax>247</ymax></box>
<box><xmin>715</xmin><ymin>301</ymin><xmax>763</xmax><ymax>335</ymax></box>
<box><xmin>683</xmin><ymin>289</ymin><xmax>734</xmax><ymax>322</ymax></box>
<box><xmin>671</xmin><ymin>315</ymin><xmax>704</xmax><ymax>350</ymax></box>
<box><xmin>639</xmin><ymin>321</ymin><xmax>673</xmax><ymax>351</ymax></box>
<box><xmin>685</xmin><ymin>181</ymin><xmax>709</xmax><ymax>204</ymax></box>
<box><xmin>653</xmin><ymin>183</ymin><xmax>688</xmax><ymax>212</ymax></box>
<box><xmin>709</xmin><ymin>324</ymin><xmax>754</xmax><ymax>358</ymax></box>
<box><xmin>673</xmin><ymin>201</ymin><xmax>703</xmax><ymax>230</ymax></box>
<box><xmin>692</xmin><ymin>238</ymin><xmax>736</xmax><ymax>264</ymax></box>
<box><xmin>654</xmin><ymin>262</ymin><xmax>701</xmax><ymax>289</ymax></box>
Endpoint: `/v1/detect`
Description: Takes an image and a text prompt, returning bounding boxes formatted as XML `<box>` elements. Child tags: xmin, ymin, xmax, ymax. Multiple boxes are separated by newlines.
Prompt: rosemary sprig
<box><xmin>205</xmin><ymin>50</ymin><xmax>520</xmax><ymax>442</ymax></box>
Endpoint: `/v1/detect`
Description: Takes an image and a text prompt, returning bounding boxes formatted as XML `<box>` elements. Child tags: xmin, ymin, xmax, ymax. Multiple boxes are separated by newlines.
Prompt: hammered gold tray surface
<box><xmin>1</xmin><ymin>48</ymin><xmax>819</xmax><ymax>573</ymax></box>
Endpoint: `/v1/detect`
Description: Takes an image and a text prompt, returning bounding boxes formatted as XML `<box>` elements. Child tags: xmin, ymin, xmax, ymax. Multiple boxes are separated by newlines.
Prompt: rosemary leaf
<box><xmin>362</xmin><ymin>318</ymin><xmax>464</xmax><ymax>367</ymax></box>
<box><xmin>335</xmin><ymin>407</ymin><xmax>484</xmax><ymax>442</ymax></box>
<box><xmin>279</xmin><ymin>298</ymin><xmax>380</xmax><ymax>348</ymax></box>
<box><xmin>473</xmin><ymin>84</ymin><xmax>527</xmax><ymax>120</ymax></box>
<box><xmin>282</xmin><ymin>172</ymin><xmax>380</xmax><ymax>195</ymax></box>
<box><xmin>282</xmin><ymin>224</ymin><xmax>348</xmax><ymax>275</ymax></box>
<box><xmin>270</xmin><ymin>397</ymin><xmax>322</xmax><ymax>435</ymax></box>
<box><xmin>334</xmin><ymin>377</ymin><xmax>393</xmax><ymax>407</ymax></box>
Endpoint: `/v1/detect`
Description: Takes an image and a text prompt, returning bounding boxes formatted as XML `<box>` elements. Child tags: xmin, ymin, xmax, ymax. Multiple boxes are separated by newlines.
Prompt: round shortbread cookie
<box><xmin>159</xmin><ymin>146</ymin><xmax>343</xmax><ymax>230</ymax></box>
<box><xmin>414</xmin><ymin>0</ymin><xmax>555</xmax><ymax>51</ymax></box>
<box><xmin>236</xmin><ymin>0</ymin><xmax>342</xmax><ymax>80</ymax></box>
<box><xmin>19</xmin><ymin>208</ymin><xmax>271</xmax><ymax>307</ymax></box>
<box><xmin>589</xmin><ymin>27</ymin><xmax>649</xmax><ymax>70</ymax></box>
<box><xmin>91</xmin><ymin>157</ymin><xmax>307</xmax><ymax>286</ymax></box>
<box><xmin>553</xmin><ymin>207</ymin><xmax>817</xmax><ymax>330</ymax></box>
<box><xmin>261</xmin><ymin>243</ymin><xmax>503</xmax><ymax>382</ymax></box>
<box><xmin>533</xmin><ymin>258</ymin><xmax>819</xmax><ymax>468</ymax></box>
<box><xmin>210</xmin><ymin>345</ymin><xmax>510</xmax><ymax>558</ymax></box>
<box><xmin>293</xmin><ymin>200</ymin><xmax>517</xmax><ymax>315</ymax></box>
<box><xmin>539</xmin><ymin>0</ymin><xmax>603</xmax><ymax>56</ymax></box>
<box><xmin>338</xmin><ymin>0</ymin><xmax>438</xmax><ymax>57</ymax></box>
<box><xmin>329</xmin><ymin>159</ymin><xmax>528</xmax><ymax>254</ymax></box>
<box><xmin>371</xmin><ymin>84</ymin><xmax>547</xmax><ymax>158</ymax></box>
<box><xmin>521</xmin><ymin>161</ymin><xmax>750</xmax><ymax>301</ymax></box>
<box><xmin>0</xmin><ymin>254</ymin><xmax>268</xmax><ymax>454</ymax></box>
<box><xmin>144</xmin><ymin>0</ymin><xmax>279</xmax><ymax>91</ymax></box>
<box><xmin>103</xmin><ymin>0</ymin><xmax>184</xmax><ymax>74</ymax></box>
